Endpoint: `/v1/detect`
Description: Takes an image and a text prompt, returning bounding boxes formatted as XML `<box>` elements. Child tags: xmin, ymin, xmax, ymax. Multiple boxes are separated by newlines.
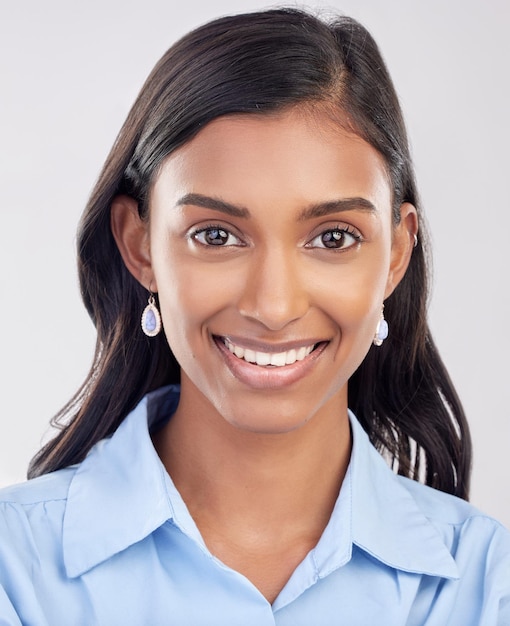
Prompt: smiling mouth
<box><xmin>223</xmin><ymin>338</ymin><xmax>318</xmax><ymax>367</ymax></box>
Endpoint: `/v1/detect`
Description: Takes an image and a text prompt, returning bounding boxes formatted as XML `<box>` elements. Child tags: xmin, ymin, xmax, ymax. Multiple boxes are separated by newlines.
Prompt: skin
<box><xmin>111</xmin><ymin>107</ymin><xmax>417</xmax><ymax>604</ymax></box>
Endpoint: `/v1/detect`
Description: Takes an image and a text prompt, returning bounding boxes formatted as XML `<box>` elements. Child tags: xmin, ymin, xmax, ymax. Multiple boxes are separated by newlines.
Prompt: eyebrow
<box><xmin>297</xmin><ymin>198</ymin><xmax>377</xmax><ymax>220</ymax></box>
<box><xmin>176</xmin><ymin>193</ymin><xmax>249</xmax><ymax>218</ymax></box>
<box><xmin>176</xmin><ymin>193</ymin><xmax>377</xmax><ymax>220</ymax></box>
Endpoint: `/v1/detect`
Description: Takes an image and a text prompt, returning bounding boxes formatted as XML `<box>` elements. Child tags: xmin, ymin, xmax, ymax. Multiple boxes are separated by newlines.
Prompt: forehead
<box><xmin>155</xmin><ymin>108</ymin><xmax>392</xmax><ymax>210</ymax></box>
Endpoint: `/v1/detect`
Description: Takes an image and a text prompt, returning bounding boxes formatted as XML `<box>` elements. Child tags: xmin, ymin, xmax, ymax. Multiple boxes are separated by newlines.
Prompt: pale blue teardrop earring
<box><xmin>373</xmin><ymin>305</ymin><xmax>388</xmax><ymax>347</ymax></box>
<box><xmin>141</xmin><ymin>293</ymin><xmax>162</xmax><ymax>337</ymax></box>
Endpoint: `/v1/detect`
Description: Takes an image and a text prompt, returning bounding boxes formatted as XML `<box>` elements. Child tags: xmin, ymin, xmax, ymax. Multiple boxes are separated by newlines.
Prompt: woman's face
<box><xmin>127</xmin><ymin>108</ymin><xmax>415</xmax><ymax>433</ymax></box>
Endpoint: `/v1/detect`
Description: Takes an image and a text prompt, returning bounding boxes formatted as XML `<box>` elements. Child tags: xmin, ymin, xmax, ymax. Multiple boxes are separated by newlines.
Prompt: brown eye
<box><xmin>204</xmin><ymin>228</ymin><xmax>229</xmax><ymax>245</ymax></box>
<box><xmin>308</xmin><ymin>228</ymin><xmax>360</xmax><ymax>250</ymax></box>
<box><xmin>192</xmin><ymin>226</ymin><xmax>242</xmax><ymax>246</ymax></box>
<box><xmin>321</xmin><ymin>230</ymin><xmax>345</xmax><ymax>248</ymax></box>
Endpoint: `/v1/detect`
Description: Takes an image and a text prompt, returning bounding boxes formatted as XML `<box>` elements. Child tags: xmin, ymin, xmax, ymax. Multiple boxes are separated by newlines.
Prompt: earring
<box><xmin>141</xmin><ymin>293</ymin><xmax>162</xmax><ymax>337</ymax></box>
<box><xmin>373</xmin><ymin>306</ymin><xmax>388</xmax><ymax>347</ymax></box>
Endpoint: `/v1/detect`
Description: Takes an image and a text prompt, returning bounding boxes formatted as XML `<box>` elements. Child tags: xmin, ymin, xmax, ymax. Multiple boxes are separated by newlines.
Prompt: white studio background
<box><xmin>1</xmin><ymin>0</ymin><xmax>509</xmax><ymax>528</ymax></box>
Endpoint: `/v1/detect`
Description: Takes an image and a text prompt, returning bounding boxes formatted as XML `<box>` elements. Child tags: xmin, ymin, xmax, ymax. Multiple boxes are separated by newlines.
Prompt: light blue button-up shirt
<box><xmin>0</xmin><ymin>385</ymin><xmax>509</xmax><ymax>625</ymax></box>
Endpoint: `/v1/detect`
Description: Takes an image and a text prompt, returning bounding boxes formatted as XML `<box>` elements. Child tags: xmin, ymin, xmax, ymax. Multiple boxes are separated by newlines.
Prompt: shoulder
<box><xmin>0</xmin><ymin>466</ymin><xmax>77</xmax><ymax>507</ymax></box>
<box><xmin>0</xmin><ymin>468</ymin><xmax>79</xmax><ymax>587</ymax></box>
<box><xmin>0</xmin><ymin>469</ymin><xmax>80</xmax><ymax>622</ymax></box>
<box><xmin>0</xmin><ymin>468</ymin><xmax>77</xmax><ymax>550</ymax></box>
<box><xmin>397</xmin><ymin>475</ymin><xmax>510</xmax><ymax>575</ymax></box>
<box><xmin>396</xmin><ymin>475</ymin><xmax>482</xmax><ymax>524</ymax></box>
<box><xmin>399</xmin><ymin>478</ymin><xmax>510</xmax><ymax>620</ymax></box>
<box><xmin>397</xmin><ymin>474</ymin><xmax>507</xmax><ymax>532</ymax></box>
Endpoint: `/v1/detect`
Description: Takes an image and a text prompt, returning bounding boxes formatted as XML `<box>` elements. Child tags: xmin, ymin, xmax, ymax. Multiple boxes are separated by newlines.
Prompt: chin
<box><xmin>216</xmin><ymin>390</ymin><xmax>339</xmax><ymax>436</ymax></box>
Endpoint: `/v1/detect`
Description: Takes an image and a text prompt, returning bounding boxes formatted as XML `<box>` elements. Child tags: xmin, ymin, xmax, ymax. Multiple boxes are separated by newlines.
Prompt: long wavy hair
<box><xmin>29</xmin><ymin>8</ymin><xmax>472</xmax><ymax>499</ymax></box>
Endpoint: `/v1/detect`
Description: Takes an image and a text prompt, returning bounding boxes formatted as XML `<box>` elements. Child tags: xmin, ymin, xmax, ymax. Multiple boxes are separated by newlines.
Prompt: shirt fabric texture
<box><xmin>0</xmin><ymin>385</ymin><xmax>509</xmax><ymax>625</ymax></box>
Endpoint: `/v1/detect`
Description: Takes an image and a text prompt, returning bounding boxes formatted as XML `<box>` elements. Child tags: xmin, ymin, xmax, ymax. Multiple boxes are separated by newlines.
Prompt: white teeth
<box><xmin>224</xmin><ymin>339</ymin><xmax>316</xmax><ymax>367</ymax></box>
<box><xmin>244</xmin><ymin>348</ymin><xmax>256</xmax><ymax>363</ymax></box>
<box><xmin>255</xmin><ymin>352</ymin><xmax>271</xmax><ymax>366</ymax></box>
<box><xmin>270</xmin><ymin>352</ymin><xmax>287</xmax><ymax>367</ymax></box>
<box><xmin>285</xmin><ymin>349</ymin><xmax>297</xmax><ymax>365</ymax></box>
<box><xmin>296</xmin><ymin>346</ymin><xmax>307</xmax><ymax>361</ymax></box>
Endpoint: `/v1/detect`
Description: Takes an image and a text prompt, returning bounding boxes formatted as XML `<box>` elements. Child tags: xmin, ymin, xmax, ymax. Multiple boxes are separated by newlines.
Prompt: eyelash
<box><xmin>189</xmin><ymin>224</ymin><xmax>362</xmax><ymax>250</ymax></box>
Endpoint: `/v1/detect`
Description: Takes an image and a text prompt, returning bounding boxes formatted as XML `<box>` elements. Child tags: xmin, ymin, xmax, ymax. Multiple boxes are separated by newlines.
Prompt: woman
<box><xmin>1</xmin><ymin>7</ymin><xmax>508</xmax><ymax>625</ymax></box>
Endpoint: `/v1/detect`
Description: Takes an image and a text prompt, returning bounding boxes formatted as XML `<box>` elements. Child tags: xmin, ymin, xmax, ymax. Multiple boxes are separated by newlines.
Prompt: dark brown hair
<box><xmin>29</xmin><ymin>8</ymin><xmax>472</xmax><ymax>499</ymax></box>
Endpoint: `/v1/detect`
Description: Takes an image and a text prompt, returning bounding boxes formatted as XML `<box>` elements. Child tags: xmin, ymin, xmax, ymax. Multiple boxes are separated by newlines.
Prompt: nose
<box><xmin>237</xmin><ymin>247</ymin><xmax>310</xmax><ymax>331</ymax></box>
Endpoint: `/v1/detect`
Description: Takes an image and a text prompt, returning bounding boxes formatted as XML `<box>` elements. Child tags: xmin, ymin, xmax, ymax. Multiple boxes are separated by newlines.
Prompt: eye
<box><xmin>191</xmin><ymin>225</ymin><xmax>243</xmax><ymax>246</ymax></box>
<box><xmin>307</xmin><ymin>227</ymin><xmax>361</xmax><ymax>250</ymax></box>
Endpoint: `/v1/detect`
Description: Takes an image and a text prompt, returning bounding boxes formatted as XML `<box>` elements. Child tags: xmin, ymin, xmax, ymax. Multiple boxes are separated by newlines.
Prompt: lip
<box><xmin>213</xmin><ymin>335</ymin><xmax>329</xmax><ymax>390</ymax></box>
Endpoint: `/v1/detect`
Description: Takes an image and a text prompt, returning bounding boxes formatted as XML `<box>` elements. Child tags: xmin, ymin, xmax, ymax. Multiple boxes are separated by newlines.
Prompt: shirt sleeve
<box><xmin>0</xmin><ymin>500</ymin><xmax>50</xmax><ymax>626</ymax></box>
<box><xmin>486</xmin><ymin>523</ymin><xmax>510</xmax><ymax>626</ymax></box>
<box><xmin>0</xmin><ymin>585</ymin><xmax>22</xmax><ymax>626</ymax></box>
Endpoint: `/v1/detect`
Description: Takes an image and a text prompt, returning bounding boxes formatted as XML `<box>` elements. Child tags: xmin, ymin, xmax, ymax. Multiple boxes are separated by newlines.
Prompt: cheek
<box><xmin>319</xmin><ymin>248</ymin><xmax>390</xmax><ymax>363</ymax></box>
<box><xmin>155</xmin><ymin>267</ymin><xmax>202</xmax><ymax>336</ymax></box>
<box><xmin>151</xmin><ymin>246</ymin><xmax>236</xmax><ymax>356</ymax></box>
<box><xmin>317</xmin><ymin>247</ymin><xmax>390</xmax><ymax>318</ymax></box>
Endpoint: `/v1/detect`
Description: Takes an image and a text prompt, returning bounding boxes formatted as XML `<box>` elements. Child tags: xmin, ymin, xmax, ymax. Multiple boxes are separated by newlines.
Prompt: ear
<box><xmin>110</xmin><ymin>195</ymin><xmax>156</xmax><ymax>291</ymax></box>
<box><xmin>384</xmin><ymin>202</ymin><xmax>418</xmax><ymax>298</ymax></box>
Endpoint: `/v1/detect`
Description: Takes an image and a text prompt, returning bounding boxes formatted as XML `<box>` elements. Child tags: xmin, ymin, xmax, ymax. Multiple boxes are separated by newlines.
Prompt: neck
<box><xmin>153</xmin><ymin>381</ymin><xmax>351</xmax><ymax>541</ymax></box>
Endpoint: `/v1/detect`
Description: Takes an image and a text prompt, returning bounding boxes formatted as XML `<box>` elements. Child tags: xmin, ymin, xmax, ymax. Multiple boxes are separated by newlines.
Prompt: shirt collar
<box><xmin>63</xmin><ymin>386</ymin><xmax>180</xmax><ymax>577</ymax></box>
<box><xmin>63</xmin><ymin>386</ymin><xmax>458</xmax><ymax>580</ymax></box>
<box><xmin>277</xmin><ymin>412</ymin><xmax>458</xmax><ymax>610</ymax></box>
<box><xmin>346</xmin><ymin>412</ymin><xmax>459</xmax><ymax>579</ymax></box>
